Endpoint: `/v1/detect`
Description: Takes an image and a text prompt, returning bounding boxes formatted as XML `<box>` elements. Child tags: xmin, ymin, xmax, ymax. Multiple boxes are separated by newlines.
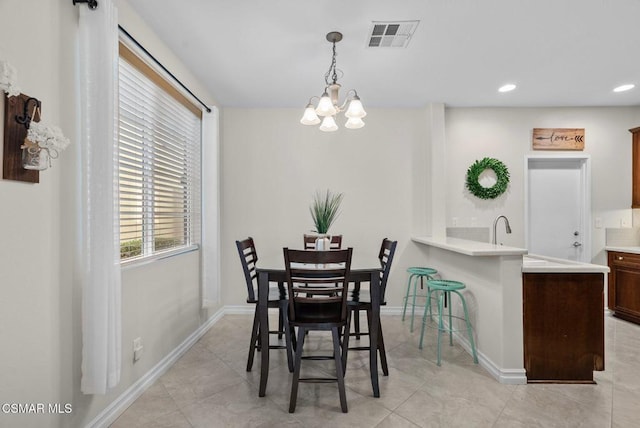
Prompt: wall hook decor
<box><xmin>14</xmin><ymin>96</ymin><xmax>40</xmax><ymax>129</ymax></box>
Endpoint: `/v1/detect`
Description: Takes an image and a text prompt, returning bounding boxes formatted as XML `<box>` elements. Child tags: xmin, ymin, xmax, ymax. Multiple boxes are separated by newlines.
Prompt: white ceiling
<box><xmin>127</xmin><ymin>0</ymin><xmax>640</xmax><ymax>109</ymax></box>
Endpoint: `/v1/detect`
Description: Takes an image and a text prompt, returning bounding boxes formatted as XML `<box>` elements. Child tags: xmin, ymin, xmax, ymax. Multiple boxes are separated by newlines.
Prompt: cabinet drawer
<box><xmin>609</xmin><ymin>251</ymin><xmax>640</xmax><ymax>268</ymax></box>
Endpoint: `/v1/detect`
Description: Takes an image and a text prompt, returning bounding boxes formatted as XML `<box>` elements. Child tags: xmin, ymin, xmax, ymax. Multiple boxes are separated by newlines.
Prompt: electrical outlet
<box><xmin>595</xmin><ymin>217</ymin><xmax>602</xmax><ymax>229</ymax></box>
<box><xmin>452</xmin><ymin>217</ymin><xmax>458</xmax><ymax>227</ymax></box>
<box><xmin>133</xmin><ymin>337</ymin><xmax>143</xmax><ymax>362</ymax></box>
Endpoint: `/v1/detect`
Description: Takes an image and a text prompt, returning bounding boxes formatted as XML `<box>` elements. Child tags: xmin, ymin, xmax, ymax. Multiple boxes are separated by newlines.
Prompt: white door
<box><xmin>526</xmin><ymin>155</ymin><xmax>591</xmax><ymax>262</ymax></box>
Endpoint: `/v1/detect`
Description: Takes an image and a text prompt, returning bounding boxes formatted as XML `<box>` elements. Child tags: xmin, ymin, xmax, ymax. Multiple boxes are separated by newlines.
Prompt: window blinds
<box><xmin>118</xmin><ymin>58</ymin><xmax>201</xmax><ymax>260</ymax></box>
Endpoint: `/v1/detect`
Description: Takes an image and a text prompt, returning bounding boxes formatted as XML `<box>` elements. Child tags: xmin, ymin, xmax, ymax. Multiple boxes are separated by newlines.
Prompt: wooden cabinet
<box><xmin>608</xmin><ymin>251</ymin><xmax>640</xmax><ymax>324</ymax></box>
<box><xmin>523</xmin><ymin>272</ymin><xmax>604</xmax><ymax>383</ymax></box>
<box><xmin>631</xmin><ymin>127</ymin><xmax>640</xmax><ymax>208</ymax></box>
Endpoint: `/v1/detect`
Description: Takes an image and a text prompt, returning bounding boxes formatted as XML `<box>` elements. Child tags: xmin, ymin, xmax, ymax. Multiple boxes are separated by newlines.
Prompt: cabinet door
<box><xmin>608</xmin><ymin>251</ymin><xmax>640</xmax><ymax>324</ymax></box>
<box><xmin>523</xmin><ymin>273</ymin><xmax>604</xmax><ymax>382</ymax></box>
<box><xmin>614</xmin><ymin>268</ymin><xmax>640</xmax><ymax>318</ymax></box>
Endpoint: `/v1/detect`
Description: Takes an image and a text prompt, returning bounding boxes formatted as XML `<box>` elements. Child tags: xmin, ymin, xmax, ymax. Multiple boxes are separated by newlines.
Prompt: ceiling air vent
<box><xmin>367</xmin><ymin>20</ymin><xmax>419</xmax><ymax>48</ymax></box>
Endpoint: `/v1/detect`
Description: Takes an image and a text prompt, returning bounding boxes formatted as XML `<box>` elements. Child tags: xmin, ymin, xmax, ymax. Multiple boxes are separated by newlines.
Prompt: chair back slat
<box><xmin>378</xmin><ymin>238</ymin><xmax>398</xmax><ymax>302</ymax></box>
<box><xmin>236</xmin><ymin>237</ymin><xmax>258</xmax><ymax>302</ymax></box>
<box><xmin>284</xmin><ymin>248</ymin><xmax>352</xmax><ymax>323</ymax></box>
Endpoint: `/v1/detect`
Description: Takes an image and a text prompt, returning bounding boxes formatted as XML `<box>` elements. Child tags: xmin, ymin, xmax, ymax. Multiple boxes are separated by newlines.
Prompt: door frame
<box><xmin>524</xmin><ymin>154</ymin><xmax>592</xmax><ymax>262</ymax></box>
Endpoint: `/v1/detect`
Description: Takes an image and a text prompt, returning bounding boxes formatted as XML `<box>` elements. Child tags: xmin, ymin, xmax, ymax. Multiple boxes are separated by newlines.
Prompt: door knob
<box><xmin>573</xmin><ymin>241</ymin><xmax>582</xmax><ymax>247</ymax></box>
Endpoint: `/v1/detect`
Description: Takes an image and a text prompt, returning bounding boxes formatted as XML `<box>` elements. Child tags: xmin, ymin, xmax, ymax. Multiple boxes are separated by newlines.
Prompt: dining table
<box><xmin>255</xmin><ymin>253</ymin><xmax>382</xmax><ymax>398</ymax></box>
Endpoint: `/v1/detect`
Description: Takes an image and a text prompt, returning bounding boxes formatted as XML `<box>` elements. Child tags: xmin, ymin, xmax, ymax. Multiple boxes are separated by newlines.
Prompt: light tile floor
<box><xmin>111</xmin><ymin>312</ymin><xmax>640</xmax><ymax>427</ymax></box>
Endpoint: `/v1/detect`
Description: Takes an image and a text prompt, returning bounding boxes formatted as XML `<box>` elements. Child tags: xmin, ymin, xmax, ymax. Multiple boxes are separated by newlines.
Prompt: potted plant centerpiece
<box><xmin>309</xmin><ymin>189</ymin><xmax>343</xmax><ymax>250</ymax></box>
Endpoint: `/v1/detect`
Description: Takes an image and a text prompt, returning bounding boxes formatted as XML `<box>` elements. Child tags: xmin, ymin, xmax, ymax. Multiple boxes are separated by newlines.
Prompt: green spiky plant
<box><xmin>310</xmin><ymin>189</ymin><xmax>344</xmax><ymax>234</ymax></box>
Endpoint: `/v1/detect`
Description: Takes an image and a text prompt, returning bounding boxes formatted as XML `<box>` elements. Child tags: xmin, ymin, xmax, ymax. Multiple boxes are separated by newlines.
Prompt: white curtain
<box><xmin>77</xmin><ymin>0</ymin><xmax>121</xmax><ymax>394</ymax></box>
<box><xmin>201</xmin><ymin>107</ymin><xmax>220</xmax><ymax>307</ymax></box>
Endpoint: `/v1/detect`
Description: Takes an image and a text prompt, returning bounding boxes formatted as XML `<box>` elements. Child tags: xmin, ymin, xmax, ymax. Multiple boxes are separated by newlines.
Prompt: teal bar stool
<box><xmin>402</xmin><ymin>267</ymin><xmax>438</xmax><ymax>332</ymax></box>
<box><xmin>419</xmin><ymin>279</ymin><xmax>478</xmax><ymax>366</ymax></box>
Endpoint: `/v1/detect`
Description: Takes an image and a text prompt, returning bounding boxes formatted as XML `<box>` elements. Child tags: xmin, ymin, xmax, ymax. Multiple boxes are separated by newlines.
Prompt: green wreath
<box><xmin>465</xmin><ymin>157</ymin><xmax>510</xmax><ymax>199</ymax></box>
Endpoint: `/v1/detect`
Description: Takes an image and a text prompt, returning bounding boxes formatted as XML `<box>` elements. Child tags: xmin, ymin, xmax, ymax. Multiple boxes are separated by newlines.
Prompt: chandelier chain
<box><xmin>324</xmin><ymin>41</ymin><xmax>339</xmax><ymax>86</ymax></box>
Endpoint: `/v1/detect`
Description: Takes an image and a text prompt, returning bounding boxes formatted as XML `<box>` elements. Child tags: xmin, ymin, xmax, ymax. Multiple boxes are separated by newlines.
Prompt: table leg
<box><xmin>369</xmin><ymin>272</ymin><xmax>380</xmax><ymax>397</ymax></box>
<box><xmin>258</xmin><ymin>271</ymin><xmax>269</xmax><ymax>397</ymax></box>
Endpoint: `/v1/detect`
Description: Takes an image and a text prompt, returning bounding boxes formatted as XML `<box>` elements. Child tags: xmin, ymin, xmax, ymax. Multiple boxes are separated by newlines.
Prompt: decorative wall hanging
<box><xmin>3</xmin><ymin>93</ymin><xmax>70</xmax><ymax>182</ymax></box>
<box><xmin>532</xmin><ymin>128</ymin><xmax>584</xmax><ymax>150</ymax></box>
<box><xmin>3</xmin><ymin>94</ymin><xmax>42</xmax><ymax>182</ymax></box>
<box><xmin>2</xmin><ymin>59</ymin><xmax>70</xmax><ymax>182</ymax></box>
<box><xmin>465</xmin><ymin>157</ymin><xmax>510</xmax><ymax>199</ymax></box>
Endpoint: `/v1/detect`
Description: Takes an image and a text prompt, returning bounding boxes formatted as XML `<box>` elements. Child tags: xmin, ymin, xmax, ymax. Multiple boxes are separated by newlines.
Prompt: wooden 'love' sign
<box><xmin>532</xmin><ymin>128</ymin><xmax>584</xmax><ymax>150</ymax></box>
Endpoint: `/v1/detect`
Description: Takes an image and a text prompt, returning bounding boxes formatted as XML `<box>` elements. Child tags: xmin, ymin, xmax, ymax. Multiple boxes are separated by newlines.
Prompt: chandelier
<box><xmin>300</xmin><ymin>31</ymin><xmax>367</xmax><ymax>132</ymax></box>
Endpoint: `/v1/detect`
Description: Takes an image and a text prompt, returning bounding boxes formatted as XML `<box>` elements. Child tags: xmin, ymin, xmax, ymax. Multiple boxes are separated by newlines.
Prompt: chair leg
<box><xmin>401</xmin><ymin>273</ymin><xmax>412</xmax><ymax>321</ymax></box>
<box><xmin>455</xmin><ymin>290</ymin><xmax>479</xmax><ymax>364</ymax></box>
<box><xmin>342</xmin><ymin>309</ymin><xmax>352</xmax><ymax>374</ymax></box>
<box><xmin>280</xmin><ymin>300</ymin><xmax>294</xmax><ymax>373</ymax></box>
<box><xmin>364</xmin><ymin>309</ymin><xmax>388</xmax><ymax>376</ymax></box>
<box><xmin>437</xmin><ymin>292</ymin><xmax>445</xmax><ymax>366</ymax></box>
<box><xmin>447</xmin><ymin>291</ymin><xmax>453</xmax><ymax>346</ymax></box>
<box><xmin>410</xmin><ymin>275</ymin><xmax>419</xmax><ymax>332</ymax></box>
<box><xmin>332</xmin><ymin>326</ymin><xmax>348</xmax><ymax>413</ymax></box>
<box><xmin>289</xmin><ymin>326</ymin><xmax>307</xmax><ymax>413</ymax></box>
<box><xmin>376</xmin><ymin>314</ymin><xmax>389</xmax><ymax>376</ymax></box>
<box><xmin>354</xmin><ymin>309</ymin><xmax>361</xmax><ymax>340</ymax></box>
<box><xmin>278</xmin><ymin>306</ymin><xmax>284</xmax><ymax>340</ymax></box>
<box><xmin>247</xmin><ymin>307</ymin><xmax>260</xmax><ymax>371</ymax></box>
<box><xmin>419</xmin><ymin>287</ymin><xmax>434</xmax><ymax>349</ymax></box>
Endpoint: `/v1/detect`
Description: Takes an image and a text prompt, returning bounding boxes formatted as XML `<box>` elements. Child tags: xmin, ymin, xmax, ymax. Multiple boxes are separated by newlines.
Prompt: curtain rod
<box><xmin>118</xmin><ymin>26</ymin><xmax>212</xmax><ymax>113</ymax></box>
<box><xmin>72</xmin><ymin>0</ymin><xmax>212</xmax><ymax>113</ymax></box>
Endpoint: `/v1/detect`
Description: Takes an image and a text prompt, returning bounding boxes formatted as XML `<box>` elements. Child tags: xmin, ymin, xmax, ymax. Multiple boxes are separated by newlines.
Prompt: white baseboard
<box><xmin>445</xmin><ymin>322</ymin><xmax>527</xmax><ymax>385</ymax></box>
<box><xmin>86</xmin><ymin>307</ymin><xmax>226</xmax><ymax>428</ymax></box>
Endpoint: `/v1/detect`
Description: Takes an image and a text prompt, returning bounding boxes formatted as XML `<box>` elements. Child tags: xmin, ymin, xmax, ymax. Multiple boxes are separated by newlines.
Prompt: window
<box><xmin>118</xmin><ymin>43</ymin><xmax>201</xmax><ymax>261</ymax></box>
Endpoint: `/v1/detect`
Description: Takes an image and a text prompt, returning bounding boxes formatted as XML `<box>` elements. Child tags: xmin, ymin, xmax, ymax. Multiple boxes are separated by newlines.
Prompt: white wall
<box><xmin>221</xmin><ymin>105</ymin><xmax>640</xmax><ymax>312</ymax></box>
<box><xmin>221</xmin><ymin>107</ymin><xmax>431</xmax><ymax>309</ymax></box>
<box><xmin>445</xmin><ymin>107</ymin><xmax>640</xmax><ymax>264</ymax></box>
<box><xmin>0</xmin><ymin>1</ymin><xmax>219</xmax><ymax>427</ymax></box>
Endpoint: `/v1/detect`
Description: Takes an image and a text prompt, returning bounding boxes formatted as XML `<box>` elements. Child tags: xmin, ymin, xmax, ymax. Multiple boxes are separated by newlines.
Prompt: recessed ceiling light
<box><xmin>613</xmin><ymin>84</ymin><xmax>635</xmax><ymax>92</ymax></box>
<box><xmin>498</xmin><ymin>84</ymin><xmax>516</xmax><ymax>93</ymax></box>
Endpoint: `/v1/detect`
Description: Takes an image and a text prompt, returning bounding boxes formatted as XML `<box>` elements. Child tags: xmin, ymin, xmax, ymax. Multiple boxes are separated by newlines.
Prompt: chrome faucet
<box><xmin>492</xmin><ymin>215</ymin><xmax>512</xmax><ymax>245</ymax></box>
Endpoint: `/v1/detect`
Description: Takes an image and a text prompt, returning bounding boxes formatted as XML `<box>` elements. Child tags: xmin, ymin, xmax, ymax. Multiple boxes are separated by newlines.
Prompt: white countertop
<box><xmin>605</xmin><ymin>246</ymin><xmax>640</xmax><ymax>255</ymax></box>
<box><xmin>412</xmin><ymin>236</ymin><xmax>528</xmax><ymax>256</ymax></box>
<box><xmin>522</xmin><ymin>254</ymin><xmax>609</xmax><ymax>273</ymax></box>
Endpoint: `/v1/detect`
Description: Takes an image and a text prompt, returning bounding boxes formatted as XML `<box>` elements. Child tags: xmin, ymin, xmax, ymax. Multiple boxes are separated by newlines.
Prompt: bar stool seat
<box><xmin>402</xmin><ymin>267</ymin><xmax>438</xmax><ymax>332</ymax></box>
<box><xmin>419</xmin><ymin>279</ymin><xmax>478</xmax><ymax>366</ymax></box>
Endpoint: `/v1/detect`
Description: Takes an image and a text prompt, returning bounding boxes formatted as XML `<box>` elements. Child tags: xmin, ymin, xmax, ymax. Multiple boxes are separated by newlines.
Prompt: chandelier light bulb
<box><xmin>315</xmin><ymin>92</ymin><xmax>337</xmax><ymax>117</ymax></box>
<box><xmin>345</xmin><ymin>97</ymin><xmax>367</xmax><ymax>119</ymax></box>
<box><xmin>300</xmin><ymin>104</ymin><xmax>321</xmax><ymax>125</ymax></box>
<box><xmin>319</xmin><ymin>115</ymin><xmax>338</xmax><ymax>132</ymax></box>
<box><xmin>345</xmin><ymin>117</ymin><xmax>365</xmax><ymax>129</ymax></box>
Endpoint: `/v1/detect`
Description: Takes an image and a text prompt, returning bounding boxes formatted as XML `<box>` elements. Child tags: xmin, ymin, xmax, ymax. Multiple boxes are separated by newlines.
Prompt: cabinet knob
<box><xmin>618</xmin><ymin>256</ymin><xmax>624</xmax><ymax>261</ymax></box>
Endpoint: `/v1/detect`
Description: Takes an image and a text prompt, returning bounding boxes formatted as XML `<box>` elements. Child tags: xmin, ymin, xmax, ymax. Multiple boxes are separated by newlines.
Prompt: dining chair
<box><xmin>344</xmin><ymin>238</ymin><xmax>397</xmax><ymax>376</ymax></box>
<box><xmin>283</xmin><ymin>247</ymin><xmax>353</xmax><ymax>413</ymax></box>
<box><xmin>236</xmin><ymin>237</ymin><xmax>293</xmax><ymax>373</ymax></box>
<box><xmin>303</xmin><ymin>234</ymin><xmax>343</xmax><ymax>250</ymax></box>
